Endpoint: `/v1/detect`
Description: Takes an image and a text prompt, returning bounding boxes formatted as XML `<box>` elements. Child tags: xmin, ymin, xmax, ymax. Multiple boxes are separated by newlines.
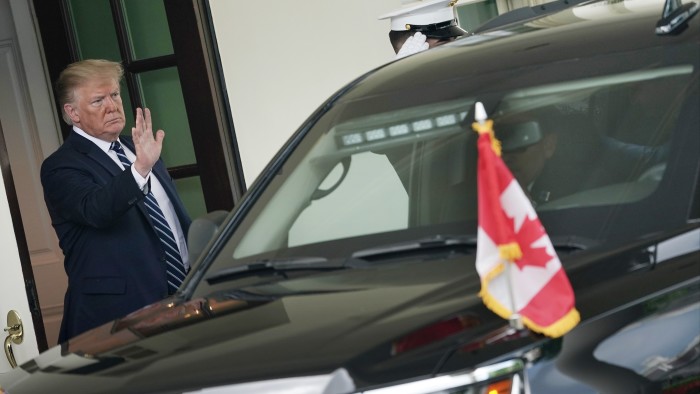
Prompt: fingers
<box><xmin>396</xmin><ymin>32</ymin><xmax>429</xmax><ymax>59</ymax></box>
<box><xmin>132</xmin><ymin>108</ymin><xmax>144</xmax><ymax>140</ymax></box>
<box><xmin>132</xmin><ymin>108</ymin><xmax>159</xmax><ymax>139</ymax></box>
<box><xmin>130</xmin><ymin>108</ymin><xmax>164</xmax><ymax>177</ymax></box>
<box><xmin>155</xmin><ymin>129</ymin><xmax>165</xmax><ymax>144</ymax></box>
<box><xmin>144</xmin><ymin>108</ymin><xmax>153</xmax><ymax>132</ymax></box>
<box><xmin>412</xmin><ymin>32</ymin><xmax>427</xmax><ymax>45</ymax></box>
<box><xmin>143</xmin><ymin>108</ymin><xmax>165</xmax><ymax>144</ymax></box>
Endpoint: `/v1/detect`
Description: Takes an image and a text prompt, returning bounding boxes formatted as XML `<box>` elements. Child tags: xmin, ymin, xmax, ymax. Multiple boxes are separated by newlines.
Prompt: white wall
<box><xmin>209</xmin><ymin>0</ymin><xmax>400</xmax><ymax>185</ymax></box>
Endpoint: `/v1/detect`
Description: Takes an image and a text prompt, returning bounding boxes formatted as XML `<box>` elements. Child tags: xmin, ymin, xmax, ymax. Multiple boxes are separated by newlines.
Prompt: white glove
<box><xmin>395</xmin><ymin>32</ymin><xmax>429</xmax><ymax>59</ymax></box>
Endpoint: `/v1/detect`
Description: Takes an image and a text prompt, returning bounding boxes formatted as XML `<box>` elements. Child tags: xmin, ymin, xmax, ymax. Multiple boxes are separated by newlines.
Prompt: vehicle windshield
<box><xmin>198</xmin><ymin>44</ymin><xmax>697</xmax><ymax>295</ymax></box>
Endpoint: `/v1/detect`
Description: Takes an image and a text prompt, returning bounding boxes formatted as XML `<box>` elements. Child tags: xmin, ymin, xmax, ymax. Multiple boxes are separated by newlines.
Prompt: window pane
<box><xmin>288</xmin><ymin>152</ymin><xmax>408</xmax><ymax>247</ymax></box>
<box><xmin>229</xmin><ymin>63</ymin><xmax>694</xmax><ymax>260</ymax></box>
<box><xmin>122</xmin><ymin>0</ymin><xmax>174</xmax><ymax>60</ymax></box>
<box><xmin>119</xmin><ymin>81</ymin><xmax>135</xmax><ymax>131</ymax></box>
<box><xmin>67</xmin><ymin>0</ymin><xmax>121</xmax><ymax>60</ymax></box>
<box><xmin>175</xmin><ymin>176</ymin><xmax>207</xmax><ymax>220</ymax></box>
<box><xmin>456</xmin><ymin>0</ymin><xmax>498</xmax><ymax>32</ymax></box>
<box><xmin>138</xmin><ymin>67</ymin><xmax>196</xmax><ymax>166</ymax></box>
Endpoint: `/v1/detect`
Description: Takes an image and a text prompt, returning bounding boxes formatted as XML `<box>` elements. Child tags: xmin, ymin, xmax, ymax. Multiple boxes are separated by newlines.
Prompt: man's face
<box><xmin>64</xmin><ymin>78</ymin><xmax>125</xmax><ymax>142</ymax></box>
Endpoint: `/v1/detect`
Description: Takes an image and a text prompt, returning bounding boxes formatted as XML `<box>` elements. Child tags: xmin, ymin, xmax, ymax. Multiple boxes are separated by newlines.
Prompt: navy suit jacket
<box><xmin>41</xmin><ymin>131</ymin><xmax>191</xmax><ymax>343</ymax></box>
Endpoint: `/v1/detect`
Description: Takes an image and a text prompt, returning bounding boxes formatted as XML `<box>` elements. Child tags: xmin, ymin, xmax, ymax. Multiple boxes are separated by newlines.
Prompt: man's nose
<box><xmin>104</xmin><ymin>96</ymin><xmax>118</xmax><ymax>111</ymax></box>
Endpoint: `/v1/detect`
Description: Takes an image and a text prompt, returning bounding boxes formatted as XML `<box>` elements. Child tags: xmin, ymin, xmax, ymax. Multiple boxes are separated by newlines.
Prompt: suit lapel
<box><xmin>67</xmin><ymin>131</ymin><xmax>122</xmax><ymax>176</ymax></box>
<box><xmin>67</xmin><ymin>131</ymin><xmax>153</xmax><ymax>222</ymax></box>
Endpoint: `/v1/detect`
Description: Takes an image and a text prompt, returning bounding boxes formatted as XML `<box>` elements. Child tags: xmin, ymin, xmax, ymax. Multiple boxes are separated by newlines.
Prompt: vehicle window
<box><xmin>494</xmin><ymin>66</ymin><xmax>691</xmax><ymax>211</ymax></box>
<box><xmin>200</xmin><ymin>59</ymin><xmax>695</xmax><ymax>292</ymax></box>
<box><xmin>288</xmin><ymin>152</ymin><xmax>408</xmax><ymax>247</ymax></box>
<box><xmin>232</xmin><ymin>99</ymin><xmax>473</xmax><ymax>260</ymax></box>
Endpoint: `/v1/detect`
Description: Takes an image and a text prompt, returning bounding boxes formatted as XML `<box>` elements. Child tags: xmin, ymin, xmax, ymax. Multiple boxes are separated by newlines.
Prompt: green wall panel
<box><xmin>123</xmin><ymin>0</ymin><xmax>174</xmax><ymax>60</ymax></box>
<box><xmin>120</xmin><ymin>82</ymin><xmax>135</xmax><ymax>132</ymax></box>
<box><xmin>138</xmin><ymin>67</ymin><xmax>196</xmax><ymax>167</ymax></box>
<box><xmin>68</xmin><ymin>0</ymin><xmax>121</xmax><ymax>61</ymax></box>
<box><xmin>175</xmin><ymin>176</ymin><xmax>207</xmax><ymax>219</ymax></box>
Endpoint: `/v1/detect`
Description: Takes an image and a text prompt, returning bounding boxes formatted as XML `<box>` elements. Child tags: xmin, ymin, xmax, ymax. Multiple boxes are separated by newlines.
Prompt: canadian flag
<box><xmin>472</xmin><ymin>103</ymin><xmax>579</xmax><ymax>338</ymax></box>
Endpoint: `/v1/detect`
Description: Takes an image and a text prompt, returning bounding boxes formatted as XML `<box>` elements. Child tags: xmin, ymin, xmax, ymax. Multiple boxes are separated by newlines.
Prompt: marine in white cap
<box><xmin>379</xmin><ymin>0</ymin><xmax>468</xmax><ymax>59</ymax></box>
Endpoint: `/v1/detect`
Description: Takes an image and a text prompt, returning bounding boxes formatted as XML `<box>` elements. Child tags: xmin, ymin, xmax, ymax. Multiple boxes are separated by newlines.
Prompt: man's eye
<box><xmin>111</xmin><ymin>92</ymin><xmax>120</xmax><ymax>98</ymax></box>
<box><xmin>91</xmin><ymin>99</ymin><xmax>103</xmax><ymax>106</ymax></box>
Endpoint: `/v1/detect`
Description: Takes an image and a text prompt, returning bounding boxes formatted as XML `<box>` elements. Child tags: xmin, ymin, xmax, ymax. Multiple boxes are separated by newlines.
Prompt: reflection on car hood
<box><xmin>3</xmin><ymin>226</ymin><xmax>700</xmax><ymax>393</ymax></box>
<box><xmin>10</xmin><ymin>252</ymin><xmax>525</xmax><ymax>393</ymax></box>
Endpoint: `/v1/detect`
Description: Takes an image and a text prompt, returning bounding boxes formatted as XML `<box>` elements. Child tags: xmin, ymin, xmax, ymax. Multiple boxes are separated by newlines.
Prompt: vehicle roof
<box><xmin>339</xmin><ymin>0</ymin><xmax>696</xmax><ymax>104</ymax></box>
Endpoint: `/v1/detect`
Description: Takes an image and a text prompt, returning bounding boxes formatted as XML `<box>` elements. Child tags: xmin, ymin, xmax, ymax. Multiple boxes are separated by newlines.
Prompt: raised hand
<box><xmin>131</xmin><ymin>107</ymin><xmax>165</xmax><ymax>178</ymax></box>
<box><xmin>396</xmin><ymin>32</ymin><xmax>429</xmax><ymax>59</ymax></box>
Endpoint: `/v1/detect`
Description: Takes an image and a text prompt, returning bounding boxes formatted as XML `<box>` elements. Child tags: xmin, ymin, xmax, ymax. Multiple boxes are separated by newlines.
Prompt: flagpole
<box><xmin>505</xmin><ymin>260</ymin><xmax>524</xmax><ymax>330</ymax></box>
<box><xmin>474</xmin><ymin>102</ymin><xmax>524</xmax><ymax>331</ymax></box>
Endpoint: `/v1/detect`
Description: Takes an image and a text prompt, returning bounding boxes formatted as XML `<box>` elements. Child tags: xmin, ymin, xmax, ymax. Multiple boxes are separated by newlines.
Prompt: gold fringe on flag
<box><xmin>471</xmin><ymin>119</ymin><xmax>501</xmax><ymax>156</ymax></box>
<box><xmin>479</xmin><ymin>277</ymin><xmax>514</xmax><ymax>321</ymax></box>
<box><xmin>522</xmin><ymin>308</ymin><xmax>581</xmax><ymax>338</ymax></box>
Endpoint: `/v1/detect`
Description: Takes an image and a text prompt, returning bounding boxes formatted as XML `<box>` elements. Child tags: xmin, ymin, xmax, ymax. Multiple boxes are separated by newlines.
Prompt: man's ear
<box><xmin>64</xmin><ymin>103</ymin><xmax>79</xmax><ymax>124</ymax></box>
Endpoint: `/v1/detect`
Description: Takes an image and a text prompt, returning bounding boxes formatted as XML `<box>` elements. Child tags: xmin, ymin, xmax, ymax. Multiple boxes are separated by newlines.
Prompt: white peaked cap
<box><xmin>379</xmin><ymin>0</ymin><xmax>463</xmax><ymax>33</ymax></box>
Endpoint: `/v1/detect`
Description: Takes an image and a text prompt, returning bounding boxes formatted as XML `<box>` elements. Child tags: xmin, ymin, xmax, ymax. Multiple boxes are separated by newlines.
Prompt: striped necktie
<box><xmin>110</xmin><ymin>141</ymin><xmax>186</xmax><ymax>295</ymax></box>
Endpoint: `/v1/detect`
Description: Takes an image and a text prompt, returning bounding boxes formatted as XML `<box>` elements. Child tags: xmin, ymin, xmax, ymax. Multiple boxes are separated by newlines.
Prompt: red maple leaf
<box><xmin>513</xmin><ymin>215</ymin><xmax>553</xmax><ymax>270</ymax></box>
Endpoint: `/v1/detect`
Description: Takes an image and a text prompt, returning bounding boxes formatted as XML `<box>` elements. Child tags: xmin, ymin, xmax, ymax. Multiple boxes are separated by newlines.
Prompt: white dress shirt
<box><xmin>74</xmin><ymin>127</ymin><xmax>189</xmax><ymax>269</ymax></box>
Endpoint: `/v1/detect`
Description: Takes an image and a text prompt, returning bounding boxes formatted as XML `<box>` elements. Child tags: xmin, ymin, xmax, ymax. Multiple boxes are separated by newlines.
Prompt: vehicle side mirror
<box><xmin>187</xmin><ymin>210</ymin><xmax>229</xmax><ymax>267</ymax></box>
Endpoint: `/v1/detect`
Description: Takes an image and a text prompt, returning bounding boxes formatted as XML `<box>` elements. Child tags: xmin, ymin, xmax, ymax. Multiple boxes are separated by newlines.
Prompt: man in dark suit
<box><xmin>41</xmin><ymin>59</ymin><xmax>191</xmax><ymax>343</ymax></box>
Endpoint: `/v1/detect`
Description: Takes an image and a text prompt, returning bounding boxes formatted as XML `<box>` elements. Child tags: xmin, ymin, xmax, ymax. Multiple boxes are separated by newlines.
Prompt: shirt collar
<box><xmin>73</xmin><ymin>126</ymin><xmax>120</xmax><ymax>155</ymax></box>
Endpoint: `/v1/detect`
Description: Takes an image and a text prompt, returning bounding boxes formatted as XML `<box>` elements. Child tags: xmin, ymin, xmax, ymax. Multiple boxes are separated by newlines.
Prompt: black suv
<box><xmin>2</xmin><ymin>0</ymin><xmax>699</xmax><ymax>392</ymax></box>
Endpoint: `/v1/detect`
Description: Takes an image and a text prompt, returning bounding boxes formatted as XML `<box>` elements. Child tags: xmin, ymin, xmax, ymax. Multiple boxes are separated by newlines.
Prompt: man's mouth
<box><xmin>106</xmin><ymin>118</ymin><xmax>123</xmax><ymax>125</ymax></box>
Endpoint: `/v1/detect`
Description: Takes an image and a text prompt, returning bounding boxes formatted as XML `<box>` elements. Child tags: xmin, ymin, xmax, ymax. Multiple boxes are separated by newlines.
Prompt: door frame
<box><xmin>32</xmin><ymin>0</ymin><xmax>246</xmax><ymax>213</ymax></box>
<box><xmin>0</xmin><ymin>121</ymin><xmax>47</xmax><ymax>352</ymax></box>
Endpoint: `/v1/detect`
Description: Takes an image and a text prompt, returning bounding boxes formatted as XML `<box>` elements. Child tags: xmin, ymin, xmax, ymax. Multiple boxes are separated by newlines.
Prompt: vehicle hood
<box><xmin>5</xmin><ymin>250</ymin><xmax>534</xmax><ymax>393</ymax></box>
<box><xmin>6</xmin><ymin>225</ymin><xmax>699</xmax><ymax>394</ymax></box>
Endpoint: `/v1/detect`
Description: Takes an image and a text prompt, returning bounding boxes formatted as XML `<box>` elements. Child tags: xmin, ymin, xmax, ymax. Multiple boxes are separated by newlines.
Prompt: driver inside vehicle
<box><xmin>497</xmin><ymin>116</ymin><xmax>559</xmax><ymax>206</ymax></box>
<box><xmin>495</xmin><ymin>87</ymin><xmax>673</xmax><ymax>210</ymax></box>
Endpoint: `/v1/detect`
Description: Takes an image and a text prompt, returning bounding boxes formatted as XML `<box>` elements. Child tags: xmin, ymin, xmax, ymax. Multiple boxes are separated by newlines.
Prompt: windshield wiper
<box><xmin>205</xmin><ymin>236</ymin><xmax>591</xmax><ymax>285</ymax></box>
<box><xmin>352</xmin><ymin>235</ymin><xmax>478</xmax><ymax>260</ymax></box>
<box><xmin>352</xmin><ymin>234</ymin><xmax>592</xmax><ymax>261</ymax></box>
<box><xmin>205</xmin><ymin>257</ymin><xmax>347</xmax><ymax>285</ymax></box>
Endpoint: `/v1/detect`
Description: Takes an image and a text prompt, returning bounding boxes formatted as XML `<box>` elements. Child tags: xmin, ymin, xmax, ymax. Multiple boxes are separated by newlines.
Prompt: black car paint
<box><xmin>11</xmin><ymin>228</ymin><xmax>699</xmax><ymax>393</ymax></box>
<box><xmin>3</xmin><ymin>0</ymin><xmax>700</xmax><ymax>393</ymax></box>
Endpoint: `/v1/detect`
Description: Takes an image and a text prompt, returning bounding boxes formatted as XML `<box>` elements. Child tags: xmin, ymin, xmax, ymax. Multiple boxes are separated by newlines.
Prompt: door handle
<box><xmin>3</xmin><ymin>310</ymin><xmax>23</xmax><ymax>368</ymax></box>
